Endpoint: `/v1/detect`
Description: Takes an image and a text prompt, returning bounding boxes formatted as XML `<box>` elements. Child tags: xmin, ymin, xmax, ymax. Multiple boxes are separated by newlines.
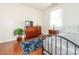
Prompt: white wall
<box><xmin>61</xmin><ymin>3</ymin><xmax>79</xmax><ymax>26</ymax></box>
<box><xmin>42</xmin><ymin>3</ymin><xmax>79</xmax><ymax>34</ymax></box>
<box><xmin>42</xmin><ymin>4</ymin><xmax>62</xmax><ymax>34</ymax></box>
<box><xmin>60</xmin><ymin>3</ymin><xmax>79</xmax><ymax>34</ymax></box>
<box><xmin>1</xmin><ymin>3</ymin><xmax>79</xmax><ymax>43</ymax></box>
<box><xmin>0</xmin><ymin>4</ymin><xmax>43</xmax><ymax>43</ymax></box>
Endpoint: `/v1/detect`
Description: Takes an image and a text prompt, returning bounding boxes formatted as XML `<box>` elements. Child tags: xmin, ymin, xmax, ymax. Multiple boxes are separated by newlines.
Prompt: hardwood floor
<box><xmin>0</xmin><ymin>40</ymin><xmax>42</xmax><ymax>55</ymax></box>
<box><xmin>0</xmin><ymin>41</ymin><xmax>23</xmax><ymax>55</ymax></box>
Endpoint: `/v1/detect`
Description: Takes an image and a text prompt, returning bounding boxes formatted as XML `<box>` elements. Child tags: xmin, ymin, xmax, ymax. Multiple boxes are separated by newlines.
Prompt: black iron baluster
<box><xmin>66</xmin><ymin>41</ymin><xmax>68</xmax><ymax>55</ymax></box>
<box><xmin>48</xmin><ymin>37</ymin><xmax>49</xmax><ymax>52</ymax></box>
<box><xmin>45</xmin><ymin>39</ymin><xmax>47</xmax><ymax>50</ymax></box>
<box><xmin>60</xmin><ymin>37</ymin><xmax>62</xmax><ymax>55</ymax></box>
<box><xmin>42</xmin><ymin>39</ymin><xmax>44</xmax><ymax>55</ymax></box>
<box><xmin>42</xmin><ymin>35</ymin><xmax>79</xmax><ymax>55</ymax></box>
<box><xmin>43</xmin><ymin>39</ymin><xmax>46</xmax><ymax>55</ymax></box>
<box><xmin>51</xmin><ymin>36</ymin><xmax>53</xmax><ymax>54</ymax></box>
<box><xmin>44</xmin><ymin>38</ymin><xmax>46</xmax><ymax>52</ymax></box>
<box><xmin>75</xmin><ymin>45</ymin><xmax>76</xmax><ymax>55</ymax></box>
<box><xmin>55</xmin><ymin>36</ymin><xmax>57</xmax><ymax>55</ymax></box>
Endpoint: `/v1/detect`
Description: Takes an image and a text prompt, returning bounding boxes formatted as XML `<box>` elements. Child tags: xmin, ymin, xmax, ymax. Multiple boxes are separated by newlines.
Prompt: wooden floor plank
<box><xmin>0</xmin><ymin>40</ymin><xmax>42</xmax><ymax>55</ymax></box>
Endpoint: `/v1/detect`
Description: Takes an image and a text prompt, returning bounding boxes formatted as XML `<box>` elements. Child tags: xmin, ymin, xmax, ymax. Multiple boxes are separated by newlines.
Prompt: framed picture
<box><xmin>25</xmin><ymin>20</ymin><xmax>33</xmax><ymax>27</ymax></box>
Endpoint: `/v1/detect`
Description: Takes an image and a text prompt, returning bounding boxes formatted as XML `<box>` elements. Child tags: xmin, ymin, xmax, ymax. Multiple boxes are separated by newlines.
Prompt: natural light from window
<box><xmin>50</xmin><ymin>9</ymin><xmax>62</xmax><ymax>28</ymax></box>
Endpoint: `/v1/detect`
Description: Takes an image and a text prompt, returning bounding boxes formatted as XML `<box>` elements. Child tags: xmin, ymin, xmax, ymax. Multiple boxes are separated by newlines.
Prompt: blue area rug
<box><xmin>21</xmin><ymin>37</ymin><xmax>43</xmax><ymax>55</ymax></box>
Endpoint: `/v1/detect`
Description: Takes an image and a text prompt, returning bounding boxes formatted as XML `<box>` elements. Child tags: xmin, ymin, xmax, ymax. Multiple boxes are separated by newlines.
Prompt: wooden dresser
<box><xmin>49</xmin><ymin>29</ymin><xmax>59</xmax><ymax>35</ymax></box>
<box><xmin>25</xmin><ymin>26</ymin><xmax>41</xmax><ymax>39</ymax></box>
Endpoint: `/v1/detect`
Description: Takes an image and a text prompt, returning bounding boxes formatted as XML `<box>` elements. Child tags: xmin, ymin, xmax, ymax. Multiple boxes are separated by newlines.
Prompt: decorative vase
<box><xmin>17</xmin><ymin>36</ymin><xmax>22</xmax><ymax>42</ymax></box>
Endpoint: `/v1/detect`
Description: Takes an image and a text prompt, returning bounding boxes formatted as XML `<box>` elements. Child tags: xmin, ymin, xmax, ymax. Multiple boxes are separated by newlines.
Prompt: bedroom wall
<box><xmin>61</xmin><ymin>3</ymin><xmax>79</xmax><ymax>33</ymax></box>
<box><xmin>42</xmin><ymin>4</ymin><xmax>62</xmax><ymax>34</ymax></box>
<box><xmin>0</xmin><ymin>4</ymin><xmax>43</xmax><ymax>43</ymax></box>
<box><xmin>42</xmin><ymin>3</ymin><xmax>79</xmax><ymax>34</ymax></box>
<box><xmin>62</xmin><ymin>3</ymin><xmax>79</xmax><ymax>26</ymax></box>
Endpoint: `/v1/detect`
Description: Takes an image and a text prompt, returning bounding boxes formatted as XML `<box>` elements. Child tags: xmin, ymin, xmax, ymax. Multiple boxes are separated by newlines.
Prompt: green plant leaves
<box><xmin>14</xmin><ymin>28</ymin><xmax>24</xmax><ymax>36</ymax></box>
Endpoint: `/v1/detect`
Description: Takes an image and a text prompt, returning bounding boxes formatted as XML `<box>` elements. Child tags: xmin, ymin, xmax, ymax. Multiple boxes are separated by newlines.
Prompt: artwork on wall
<box><xmin>25</xmin><ymin>20</ymin><xmax>33</xmax><ymax>27</ymax></box>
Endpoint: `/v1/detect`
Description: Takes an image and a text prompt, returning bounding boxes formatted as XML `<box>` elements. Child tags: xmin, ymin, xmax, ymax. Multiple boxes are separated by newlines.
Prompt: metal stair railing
<box><xmin>42</xmin><ymin>34</ymin><xmax>79</xmax><ymax>55</ymax></box>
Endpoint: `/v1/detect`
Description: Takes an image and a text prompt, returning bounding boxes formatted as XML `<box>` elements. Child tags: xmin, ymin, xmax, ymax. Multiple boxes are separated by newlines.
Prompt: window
<box><xmin>50</xmin><ymin>9</ymin><xmax>62</xmax><ymax>29</ymax></box>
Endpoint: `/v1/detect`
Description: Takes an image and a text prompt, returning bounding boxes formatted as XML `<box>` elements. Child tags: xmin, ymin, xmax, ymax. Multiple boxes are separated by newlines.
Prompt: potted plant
<box><xmin>14</xmin><ymin>28</ymin><xmax>24</xmax><ymax>42</ymax></box>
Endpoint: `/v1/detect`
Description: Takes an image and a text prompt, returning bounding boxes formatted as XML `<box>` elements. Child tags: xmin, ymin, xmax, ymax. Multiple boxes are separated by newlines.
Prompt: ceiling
<box><xmin>22</xmin><ymin>3</ymin><xmax>58</xmax><ymax>10</ymax></box>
